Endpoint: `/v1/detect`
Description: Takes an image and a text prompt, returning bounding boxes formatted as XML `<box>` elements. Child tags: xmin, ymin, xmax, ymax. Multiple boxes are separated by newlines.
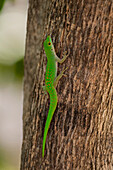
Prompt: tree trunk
<box><xmin>20</xmin><ymin>0</ymin><xmax>112</xmax><ymax>169</ymax></box>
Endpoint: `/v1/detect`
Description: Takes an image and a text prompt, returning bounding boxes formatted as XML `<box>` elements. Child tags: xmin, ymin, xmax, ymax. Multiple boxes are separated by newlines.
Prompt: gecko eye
<box><xmin>48</xmin><ymin>42</ymin><xmax>51</xmax><ymax>46</ymax></box>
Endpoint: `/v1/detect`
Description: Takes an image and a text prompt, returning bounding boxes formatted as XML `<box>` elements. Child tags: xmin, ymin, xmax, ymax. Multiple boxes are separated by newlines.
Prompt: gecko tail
<box><xmin>42</xmin><ymin>87</ymin><xmax>57</xmax><ymax>157</ymax></box>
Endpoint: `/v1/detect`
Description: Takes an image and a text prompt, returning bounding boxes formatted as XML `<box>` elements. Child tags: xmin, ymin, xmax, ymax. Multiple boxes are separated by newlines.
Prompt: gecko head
<box><xmin>44</xmin><ymin>35</ymin><xmax>54</xmax><ymax>54</ymax></box>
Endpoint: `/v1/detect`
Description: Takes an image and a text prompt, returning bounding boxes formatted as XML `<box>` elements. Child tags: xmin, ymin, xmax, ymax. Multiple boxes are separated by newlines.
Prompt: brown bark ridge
<box><xmin>20</xmin><ymin>0</ymin><xmax>112</xmax><ymax>169</ymax></box>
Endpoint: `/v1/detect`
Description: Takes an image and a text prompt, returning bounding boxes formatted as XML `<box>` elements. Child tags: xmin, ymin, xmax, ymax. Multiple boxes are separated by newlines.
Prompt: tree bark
<box><xmin>20</xmin><ymin>0</ymin><xmax>112</xmax><ymax>169</ymax></box>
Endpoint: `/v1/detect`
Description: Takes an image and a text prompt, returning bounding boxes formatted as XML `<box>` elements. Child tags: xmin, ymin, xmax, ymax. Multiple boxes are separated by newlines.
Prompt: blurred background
<box><xmin>0</xmin><ymin>0</ymin><xmax>27</xmax><ymax>169</ymax></box>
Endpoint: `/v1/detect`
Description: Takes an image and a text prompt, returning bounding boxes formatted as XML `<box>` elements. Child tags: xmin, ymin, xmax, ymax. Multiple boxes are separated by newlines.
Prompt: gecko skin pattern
<box><xmin>42</xmin><ymin>35</ymin><xmax>68</xmax><ymax>157</ymax></box>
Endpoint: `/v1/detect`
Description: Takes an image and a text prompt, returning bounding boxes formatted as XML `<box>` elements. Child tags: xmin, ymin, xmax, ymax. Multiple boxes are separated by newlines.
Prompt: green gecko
<box><xmin>42</xmin><ymin>35</ymin><xmax>68</xmax><ymax>157</ymax></box>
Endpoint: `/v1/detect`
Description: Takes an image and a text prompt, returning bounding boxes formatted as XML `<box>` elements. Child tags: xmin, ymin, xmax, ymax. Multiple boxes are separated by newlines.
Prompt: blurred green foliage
<box><xmin>0</xmin><ymin>0</ymin><xmax>24</xmax><ymax>169</ymax></box>
<box><xmin>0</xmin><ymin>0</ymin><xmax>6</xmax><ymax>11</ymax></box>
<box><xmin>0</xmin><ymin>147</ymin><xmax>17</xmax><ymax>170</ymax></box>
<box><xmin>0</xmin><ymin>0</ymin><xmax>24</xmax><ymax>83</ymax></box>
<box><xmin>0</xmin><ymin>0</ymin><xmax>25</xmax><ymax>84</ymax></box>
<box><xmin>0</xmin><ymin>0</ymin><xmax>15</xmax><ymax>12</ymax></box>
<box><xmin>0</xmin><ymin>58</ymin><xmax>24</xmax><ymax>83</ymax></box>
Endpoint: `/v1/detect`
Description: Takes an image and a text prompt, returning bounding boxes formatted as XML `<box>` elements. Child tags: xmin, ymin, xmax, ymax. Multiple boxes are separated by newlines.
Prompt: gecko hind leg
<box><xmin>53</xmin><ymin>67</ymin><xmax>68</xmax><ymax>88</ymax></box>
<box><xmin>42</xmin><ymin>86</ymin><xmax>47</xmax><ymax>94</ymax></box>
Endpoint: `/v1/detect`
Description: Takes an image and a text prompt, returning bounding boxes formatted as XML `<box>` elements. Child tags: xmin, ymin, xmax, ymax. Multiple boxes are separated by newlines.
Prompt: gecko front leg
<box><xmin>55</xmin><ymin>51</ymin><xmax>68</xmax><ymax>63</ymax></box>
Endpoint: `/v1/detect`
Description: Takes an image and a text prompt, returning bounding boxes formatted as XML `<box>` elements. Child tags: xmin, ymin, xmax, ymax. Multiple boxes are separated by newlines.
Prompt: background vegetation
<box><xmin>0</xmin><ymin>0</ymin><xmax>26</xmax><ymax>169</ymax></box>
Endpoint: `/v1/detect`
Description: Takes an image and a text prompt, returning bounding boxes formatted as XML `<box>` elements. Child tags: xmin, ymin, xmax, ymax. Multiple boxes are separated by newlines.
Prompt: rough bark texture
<box><xmin>20</xmin><ymin>0</ymin><xmax>112</xmax><ymax>169</ymax></box>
